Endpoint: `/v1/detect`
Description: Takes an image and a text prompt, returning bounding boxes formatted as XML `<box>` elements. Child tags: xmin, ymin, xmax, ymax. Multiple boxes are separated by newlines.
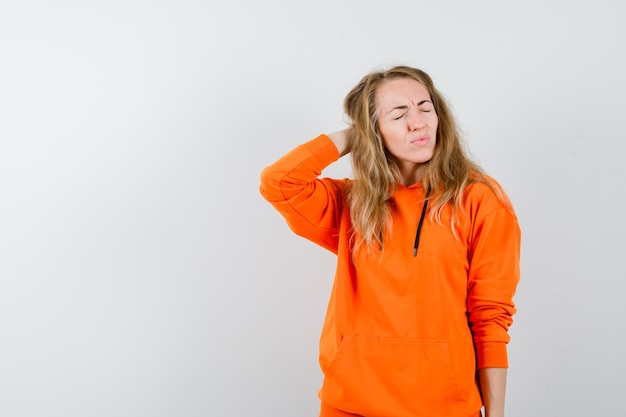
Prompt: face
<box><xmin>376</xmin><ymin>77</ymin><xmax>438</xmax><ymax>183</ymax></box>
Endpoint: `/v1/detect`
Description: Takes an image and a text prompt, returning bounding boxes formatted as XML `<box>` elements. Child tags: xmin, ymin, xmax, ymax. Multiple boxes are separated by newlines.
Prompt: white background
<box><xmin>1</xmin><ymin>1</ymin><xmax>625</xmax><ymax>416</ymax></box>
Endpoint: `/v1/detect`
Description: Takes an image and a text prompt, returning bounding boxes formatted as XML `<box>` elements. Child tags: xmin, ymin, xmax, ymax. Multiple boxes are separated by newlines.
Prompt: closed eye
<box><xmin>393</xmin><ymin>112</ymin><xmax>407</xmax><ymax>120</ymax></box>
<box><xmin>418</xmin><ymin>100</ymin><xmax>434</xmax><ymax>113</ymax></box>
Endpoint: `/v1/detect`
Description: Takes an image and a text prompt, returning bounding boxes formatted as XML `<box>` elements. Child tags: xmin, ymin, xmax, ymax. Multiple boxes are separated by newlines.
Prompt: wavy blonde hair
<box><xmin>344</xmin><ymin>65</ymin><xmax>500</xmax><ymax>250</ymax></box>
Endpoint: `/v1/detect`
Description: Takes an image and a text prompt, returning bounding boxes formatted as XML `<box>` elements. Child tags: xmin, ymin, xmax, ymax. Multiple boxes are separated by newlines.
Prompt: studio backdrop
<box><xmin>1</xmin><ymin>1</ymin><xmax>625</xmax><ymax>416</ymax></box>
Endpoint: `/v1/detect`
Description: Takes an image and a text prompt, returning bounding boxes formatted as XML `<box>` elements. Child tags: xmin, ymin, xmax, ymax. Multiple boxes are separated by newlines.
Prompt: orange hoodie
<box><xmin>260</xmin><ymin>135</ymin><xmax>521</xmax><ymax>417</ymax></box>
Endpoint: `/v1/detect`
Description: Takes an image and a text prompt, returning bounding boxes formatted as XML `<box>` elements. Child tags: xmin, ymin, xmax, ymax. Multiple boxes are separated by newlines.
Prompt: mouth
<box><xmin>410</xmin><ymin>136</ymin><xmax>430</xmax><ymax>145</ymax></box>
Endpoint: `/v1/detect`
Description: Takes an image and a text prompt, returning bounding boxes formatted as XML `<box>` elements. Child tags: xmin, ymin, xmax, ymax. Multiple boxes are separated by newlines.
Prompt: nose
<box><xmin>408</xmin><ymin>108</ymin><xmax>425</xmax><ymax>130</ymax></box>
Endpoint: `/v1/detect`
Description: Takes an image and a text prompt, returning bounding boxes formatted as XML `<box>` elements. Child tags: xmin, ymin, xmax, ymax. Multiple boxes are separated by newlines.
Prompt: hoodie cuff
<box><xmin>476</xmin><ymin>341</ymin><xmax>509</xmax><ymax>369</ymax></box>
<box><xmin>302</xmin><ymin>134</ymin><xmax>340</xmax><ymax>166</ymax></box>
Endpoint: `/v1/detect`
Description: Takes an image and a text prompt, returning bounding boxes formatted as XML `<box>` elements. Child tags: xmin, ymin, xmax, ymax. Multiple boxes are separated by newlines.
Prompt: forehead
<box><xmin>375</xmin><ymin>77</ymin><xmax>431</xmax><ymax>109</ymax></box>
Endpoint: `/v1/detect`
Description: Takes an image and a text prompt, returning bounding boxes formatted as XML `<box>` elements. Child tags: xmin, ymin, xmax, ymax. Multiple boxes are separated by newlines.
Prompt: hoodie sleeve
<box><xmin>259</xmin><ymin>134</ymin><xmax>345</xmax><ymax>254</ymax></box>
<box><xmin>466</xmin><ymin>183</ymin><xmax>521</xmax><ymax>369</ymax></box>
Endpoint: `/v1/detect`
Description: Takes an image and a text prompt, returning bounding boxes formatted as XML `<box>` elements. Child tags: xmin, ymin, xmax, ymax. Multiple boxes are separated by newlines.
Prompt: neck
<box><xmin>398</xmin><ymin>163</ymin><xmax>423</xmax><ymax>186</ymax></box>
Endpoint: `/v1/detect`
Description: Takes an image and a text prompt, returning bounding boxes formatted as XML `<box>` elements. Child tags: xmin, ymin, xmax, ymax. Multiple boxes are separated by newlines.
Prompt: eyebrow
<box><xmin>386</xmin><ymin>100</ymin><xmax>433</xmax><ymax>114</ymax></box>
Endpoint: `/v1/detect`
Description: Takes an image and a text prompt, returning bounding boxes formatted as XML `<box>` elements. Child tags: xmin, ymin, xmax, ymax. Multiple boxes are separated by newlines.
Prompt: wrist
<box><xmin>327</xmin><ymin>128</ymin><xmax>351</xmax><ymax>156</ymax></box>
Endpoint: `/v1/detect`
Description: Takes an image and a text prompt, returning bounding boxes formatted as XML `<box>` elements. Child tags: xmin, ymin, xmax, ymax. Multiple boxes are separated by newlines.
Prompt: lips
<box><xmin>410</xmin><ymin>136</ymin><xmax>429</xmax><ymax>145</ymax></box>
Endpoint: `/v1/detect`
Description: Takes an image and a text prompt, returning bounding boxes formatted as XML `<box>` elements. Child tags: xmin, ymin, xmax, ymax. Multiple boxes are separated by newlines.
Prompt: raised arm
<box><xmin>259</xmin><ymin>132</ymin><xmax>350</xmax><ymax>253</ymax></box>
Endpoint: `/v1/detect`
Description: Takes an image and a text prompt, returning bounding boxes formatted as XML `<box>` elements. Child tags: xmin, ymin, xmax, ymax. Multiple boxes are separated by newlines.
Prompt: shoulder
<box><xmin>463</xmin><ymin>174</ymin><xmax>517</xmax><ymax>220</ymax></box>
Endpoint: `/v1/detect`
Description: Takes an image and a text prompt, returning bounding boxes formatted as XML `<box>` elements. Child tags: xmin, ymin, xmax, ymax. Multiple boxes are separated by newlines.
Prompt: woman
<box><xmin>259</xmin><ymin>66</ymin><xmax>520</xmax><ymax>417</ymax></box>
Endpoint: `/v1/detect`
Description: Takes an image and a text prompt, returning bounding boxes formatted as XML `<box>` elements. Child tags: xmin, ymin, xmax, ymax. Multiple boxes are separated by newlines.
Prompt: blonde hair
<box><xmin>344</xmin><ymin>65</ymin><xmax>500</xmax><ymax>251</ymax></box>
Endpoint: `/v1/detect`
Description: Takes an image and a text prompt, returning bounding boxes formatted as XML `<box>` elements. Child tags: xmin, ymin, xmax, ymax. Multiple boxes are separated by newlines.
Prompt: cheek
<box><xmin>377</xmin><ymin>125</ymin><xmax>392</xmax><ymax>147</ymax></box>
<box><xmin>378</xmin><ymin>122</ymin><xmax>390</xmax><ymax>137</ymax></box>
<box><xmin>379</xmin><ymin>123</ymin><xmax>402</xmax><ymax>143</ymax></box>
<box><xmin>431</xmin><ymin>118</ymin><xmax>439</xmax><ymax>138</ymax></box>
